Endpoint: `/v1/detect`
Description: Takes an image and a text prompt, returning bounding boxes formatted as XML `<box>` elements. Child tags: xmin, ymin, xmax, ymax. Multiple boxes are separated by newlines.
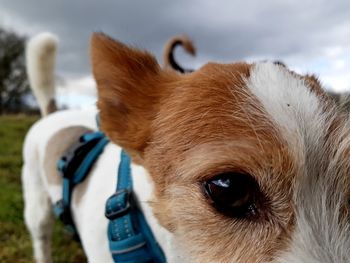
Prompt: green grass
<box><xmin>0</xmin><ymin>115</ymin><xmax>86</xmax><ymax>262</ymax></box>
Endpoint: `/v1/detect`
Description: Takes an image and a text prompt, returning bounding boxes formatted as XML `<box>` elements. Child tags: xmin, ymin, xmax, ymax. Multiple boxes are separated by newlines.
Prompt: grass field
<box><xmin>0</xmin><ymin>115</ymin><xmax>86</xmax><ymax>262</ymax></box>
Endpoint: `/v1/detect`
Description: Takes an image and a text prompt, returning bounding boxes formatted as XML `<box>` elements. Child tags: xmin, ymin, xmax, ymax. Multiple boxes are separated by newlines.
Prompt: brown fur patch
<box><xmin>46</xmin><ymin>98</ymin><xmax>57</xmax><ymax>115</ymax></box>
<box><xmin>91</xmin><ymin>33</ymin><xmax>180</xmax><ymax>163</ymax></box>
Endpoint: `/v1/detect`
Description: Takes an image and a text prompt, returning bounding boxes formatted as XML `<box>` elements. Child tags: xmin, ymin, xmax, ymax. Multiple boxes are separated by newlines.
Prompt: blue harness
<box><xmin>105</xmin><ymin>150</ymin><xmax>166</xmax><ymax>263</ymax></box>
<box><xmin>55</xmin><ymin>129</ymin><xmax>166</xmax><ymax>262</ymax></box>
<box><xmin>54</xmin><ymin>131</ymin><xmax>109</xmax><ymax>236</ymax></box>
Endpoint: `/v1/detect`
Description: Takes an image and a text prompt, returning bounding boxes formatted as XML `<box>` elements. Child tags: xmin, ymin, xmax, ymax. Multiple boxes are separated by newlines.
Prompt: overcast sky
<box><xmin>1</xmin><ymin>0</ymin><xmax>350</xmax><ymax>107</ymax></box>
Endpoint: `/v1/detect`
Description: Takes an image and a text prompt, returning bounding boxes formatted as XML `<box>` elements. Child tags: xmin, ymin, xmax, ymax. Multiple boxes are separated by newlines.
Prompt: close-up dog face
<box><xmin>91</xmin><ymin>33</ymin><xmax>350</xmax><ymax>262</ymax></box>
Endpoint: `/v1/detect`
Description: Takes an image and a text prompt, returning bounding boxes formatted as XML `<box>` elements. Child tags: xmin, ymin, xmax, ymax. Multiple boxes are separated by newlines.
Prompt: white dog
<box><xmin>23</xmin><ymin>32</ymin><xmax>350</xmax><ymax>263</ymax></box>
<box><xmin>23</xmin><ymin>33</ymin><xmax>182</xmax><ymax>263</ymax></box>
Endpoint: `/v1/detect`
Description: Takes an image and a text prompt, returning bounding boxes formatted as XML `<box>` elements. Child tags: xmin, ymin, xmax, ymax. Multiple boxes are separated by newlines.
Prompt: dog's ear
<box><xmin>90</xmin><ymin>33</ymin><xmax>174</xmax><ymax>161</ymax></box>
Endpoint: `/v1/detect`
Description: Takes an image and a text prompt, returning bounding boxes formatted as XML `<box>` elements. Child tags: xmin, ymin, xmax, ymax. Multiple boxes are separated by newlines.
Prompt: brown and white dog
<box><xmin>23</xmin><ymin>32</ymin><xmax>350</xmax><ymax>263</ymax></box>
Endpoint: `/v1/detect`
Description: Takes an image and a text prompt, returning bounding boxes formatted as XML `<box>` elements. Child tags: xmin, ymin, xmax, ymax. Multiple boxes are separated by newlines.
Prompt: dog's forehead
<box><xmin>151</xmin><ymin>62</ymin><xmax>329</xmax><ymax>184</ymax></box>
<box><xmin>151</xmin><ymin>61</ymin><xmax>348</xmax><ymax>203</ymax></box>
<box><xmin>157</xmin><ymin>62</ymin><xmax>328</xmax><ymax>151</ymax></box>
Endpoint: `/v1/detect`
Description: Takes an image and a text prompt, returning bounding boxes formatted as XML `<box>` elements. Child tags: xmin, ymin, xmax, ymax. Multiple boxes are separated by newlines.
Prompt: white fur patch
<box><xmin>26</xmin><ymin>32</ymin><xmax>58</xmax><ymax>116</ymax></box>
<box><xmin>247</xmin><ymin>63</ymin><xmax>350</xmax><ymax>262</ymax></box>
<box><xmin>246</xmin><ymin>63</ymin><xmax>326</xmax><ymax>154</ymax></box>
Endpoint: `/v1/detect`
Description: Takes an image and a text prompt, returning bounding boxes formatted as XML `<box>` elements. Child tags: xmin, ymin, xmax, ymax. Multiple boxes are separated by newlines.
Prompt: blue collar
<box><xmin>105</xmin><ymin>150</ymin><xmax>167</xmax><ymax>263</ymax></box>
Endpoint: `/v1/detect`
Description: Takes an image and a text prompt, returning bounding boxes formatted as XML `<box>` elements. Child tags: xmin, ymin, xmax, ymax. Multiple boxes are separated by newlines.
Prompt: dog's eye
<box><xmin>203</xmin><ymin>172</ymin><xmax>261</xmax><ymax>219</ymax></box>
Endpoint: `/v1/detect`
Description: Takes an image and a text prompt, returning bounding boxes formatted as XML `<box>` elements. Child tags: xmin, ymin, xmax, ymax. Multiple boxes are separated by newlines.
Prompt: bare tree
<box><xmin>0</xmin><ymin>27</ymin><xmax>29</xmax><ymax>114</ymax></box>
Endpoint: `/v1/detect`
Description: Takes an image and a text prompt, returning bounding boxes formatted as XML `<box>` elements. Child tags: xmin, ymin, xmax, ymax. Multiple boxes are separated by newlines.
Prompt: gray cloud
<box><xmin>0</xmin><ymin>0</ymin><xmax>350</xmax><ymax>78</ymax></box>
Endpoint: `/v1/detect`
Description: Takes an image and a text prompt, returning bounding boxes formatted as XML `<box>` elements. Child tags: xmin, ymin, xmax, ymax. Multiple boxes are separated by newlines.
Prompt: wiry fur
<box><xmin>23</xmin><ymin>31</ymin><xmax>350</xmax><ymax>263</ymax></box>
<box><xmin>247</xmin><ymin>64</ymin><xmax>350</xmax><ymax>262</ymax></box>
<box><xmin>277</xmin><ymin>111</ymin><xmax>350</xmax><ymax>263</ymax></box>
<box><xmin>26</xmin><ymin>32</ymin><xmax>58</xmax><ymax>116</ymax></box>
<box><xmin>92</xmin><ymin>33</ymin><xmax>350</xmax><ymax>262</ymax></box>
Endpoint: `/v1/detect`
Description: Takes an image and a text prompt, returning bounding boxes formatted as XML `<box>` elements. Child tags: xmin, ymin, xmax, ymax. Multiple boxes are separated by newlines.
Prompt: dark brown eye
<box><xmin>203</xmin><ymin>172</ymin><xmax>262</xmax><ymax>219</ymax></box>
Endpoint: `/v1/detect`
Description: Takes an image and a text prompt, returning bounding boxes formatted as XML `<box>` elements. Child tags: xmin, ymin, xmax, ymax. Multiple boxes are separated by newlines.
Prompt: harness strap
<box><xmin>54</xmin><ymin>131</ymin><xmax>109</xmax><ymax>236</ymax></box>
<box><xmin>105</xmin><ymin>150</ymin><xmax>166</xmax><ymax>263</ymax></box>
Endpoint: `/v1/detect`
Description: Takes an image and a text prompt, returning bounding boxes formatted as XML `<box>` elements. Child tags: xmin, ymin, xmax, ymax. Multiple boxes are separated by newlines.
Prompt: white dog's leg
<box><xmin>22</xmin><ymin>152</ymin><xmax>54</xmax><ymax>263</ymax></box>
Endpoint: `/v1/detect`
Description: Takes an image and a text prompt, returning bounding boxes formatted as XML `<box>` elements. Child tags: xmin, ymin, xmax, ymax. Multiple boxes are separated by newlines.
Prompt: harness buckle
<box><xmin>105</xmin><ymin>189</ymin><xmax>132</xmax><ymax>220</ymax></box>
<box><xmin>54</xmin><ymin>200</ymin><xmax>74</xmax><ymax>225</ymax></box>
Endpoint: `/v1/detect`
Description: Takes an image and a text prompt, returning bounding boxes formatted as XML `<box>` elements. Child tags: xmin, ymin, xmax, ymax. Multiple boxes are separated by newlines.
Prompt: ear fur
<box><xmin>90</xmin><ymin>33</ymin><xmax>174</xmax><ymax>161</ymax></box>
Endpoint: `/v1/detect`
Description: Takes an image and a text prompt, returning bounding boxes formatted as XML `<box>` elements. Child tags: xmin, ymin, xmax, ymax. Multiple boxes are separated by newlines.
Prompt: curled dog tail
<box><xmin>26</xmin><ymin>32</ymin><xmax>58</xmax><ymax>116</ymax></box>
<box><xmin>163</xmin><ymin>35</ymin><xmax>196</xmax><ymax>73</ymax></box>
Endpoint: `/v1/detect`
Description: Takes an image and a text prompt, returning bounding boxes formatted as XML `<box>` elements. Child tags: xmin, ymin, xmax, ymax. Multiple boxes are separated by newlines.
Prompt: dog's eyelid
<box><xmin>197</xmin><ymin>166</ymin><xmax>250</xmax><ymax>182</ymax></box>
